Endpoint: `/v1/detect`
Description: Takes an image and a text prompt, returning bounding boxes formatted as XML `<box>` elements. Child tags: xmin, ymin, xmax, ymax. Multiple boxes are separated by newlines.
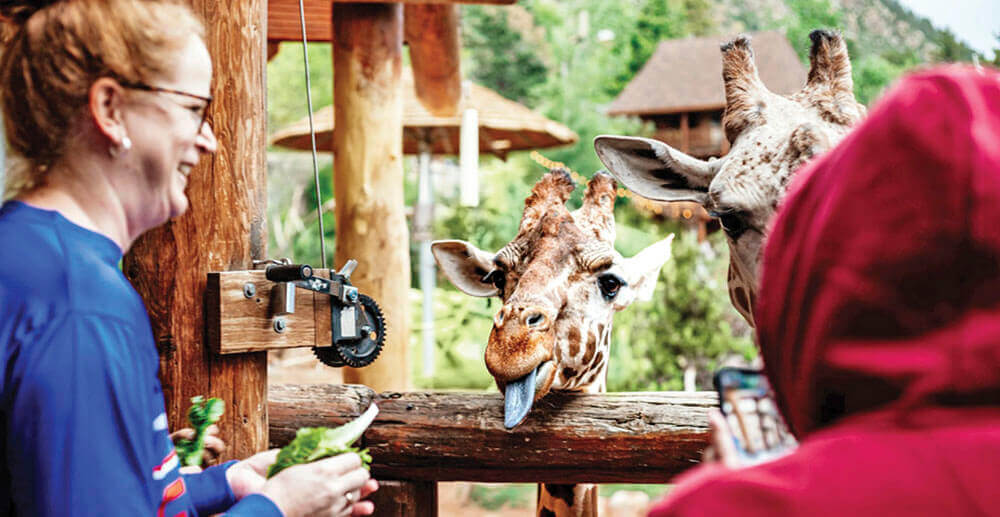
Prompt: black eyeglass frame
<box><xmin>120</xmin><ymin>81</ymin><xmax>213</xmax><ymax>131</ymax></box>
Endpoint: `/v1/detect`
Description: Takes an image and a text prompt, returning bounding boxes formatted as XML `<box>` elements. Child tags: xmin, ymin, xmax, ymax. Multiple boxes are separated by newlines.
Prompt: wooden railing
<box><xmin>268</xmin><ymin>384</ymin><xmax>716</xmax><ymax>515</ymax></box>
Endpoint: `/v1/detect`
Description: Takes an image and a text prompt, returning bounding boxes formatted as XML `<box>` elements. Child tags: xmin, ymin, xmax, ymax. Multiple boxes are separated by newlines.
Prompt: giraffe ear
<box><xmin>594</xmin><ymin>135</ymin><xmax>720</xmax><ymax>205</ymax></box>
<box><xmin>618</xmin><ymin>234</ymin><xmax>674</xmax><ymax>307</ymax></box>
<box><xmin>431</xmin><ymin>240</ymin><xmax>500</xmax><ymax>297</ymax></box>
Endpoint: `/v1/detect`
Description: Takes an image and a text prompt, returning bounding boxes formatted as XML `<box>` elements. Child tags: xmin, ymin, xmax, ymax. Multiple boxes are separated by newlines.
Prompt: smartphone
<box><xmin>713</xmin><ymin>367</ymin><xmax>797</xmax><ymax>464</ymax></box>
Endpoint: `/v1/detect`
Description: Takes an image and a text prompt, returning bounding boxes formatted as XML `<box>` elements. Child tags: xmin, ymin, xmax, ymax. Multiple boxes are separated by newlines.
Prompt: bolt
<box><xmin>273</xmin><ymin>317</ymin><xmax>287</xmax><ymax>333</ymax></box>
<box><xmin>347</xmin><ymin>290</ymin><xmax>359</xmax><ymax>303</ymax></box>
<box><xmin>243</xmin><ymin>283</ymin><xmax>256</xmax><ymax>298</ymax></box>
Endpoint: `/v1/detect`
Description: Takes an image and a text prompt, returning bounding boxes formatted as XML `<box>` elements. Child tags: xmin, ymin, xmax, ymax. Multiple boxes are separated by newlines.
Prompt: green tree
<box><xmin>462</xmin><ymin>6</ymin><xmax>549</xmax><ymax>105</ymax></box>
<box><xmin>933</xmin><ymin>28</ymin><xmax>976</xmax><ymax>62</ymax></box>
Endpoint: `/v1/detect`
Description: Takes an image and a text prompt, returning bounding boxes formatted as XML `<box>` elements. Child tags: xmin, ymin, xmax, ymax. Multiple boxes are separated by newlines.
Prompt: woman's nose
<box><xmin>197</xmin><ymin>122</ymin><xmax>218</xmax><ymax>154</ymax></box>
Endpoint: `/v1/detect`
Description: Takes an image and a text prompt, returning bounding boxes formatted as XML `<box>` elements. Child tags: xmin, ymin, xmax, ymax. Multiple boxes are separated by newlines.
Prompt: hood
<box><xmin>755</xmin><ymin>66</ymin><xmax>1000</xmax><ymax>437</ymax></box>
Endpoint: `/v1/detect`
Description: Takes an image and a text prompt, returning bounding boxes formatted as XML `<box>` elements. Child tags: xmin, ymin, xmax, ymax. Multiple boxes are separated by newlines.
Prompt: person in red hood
<box><xmin>649</xmin><ymin>64</ymin><xmax>1000</xmax><ymax>517</ymax></box>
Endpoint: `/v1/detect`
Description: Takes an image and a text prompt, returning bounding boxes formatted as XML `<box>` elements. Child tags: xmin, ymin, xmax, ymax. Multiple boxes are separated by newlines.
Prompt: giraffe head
<box><xmin>595</xmin><ymin>30</ymin><xmax>865</xmax><ymax>326</ymax></box>
<box><xmin>433</xmin><ymin>169</ymin><xmax>672</xmax><ymax>428</ymax></box>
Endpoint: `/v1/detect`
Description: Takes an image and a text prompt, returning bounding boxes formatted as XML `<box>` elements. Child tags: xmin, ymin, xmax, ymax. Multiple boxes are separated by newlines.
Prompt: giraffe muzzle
<box><xmin>503</xmin><ymin>360</ymin><xmax>555</xmax><ymax>429</ymax></box>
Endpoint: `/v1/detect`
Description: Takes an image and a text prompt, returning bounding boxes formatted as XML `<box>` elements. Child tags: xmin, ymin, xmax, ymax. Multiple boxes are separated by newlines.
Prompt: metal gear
<box><xmin>313</xmin><ymin>294</ymin><xmax>386</xmax><ymax>368</ymax></box>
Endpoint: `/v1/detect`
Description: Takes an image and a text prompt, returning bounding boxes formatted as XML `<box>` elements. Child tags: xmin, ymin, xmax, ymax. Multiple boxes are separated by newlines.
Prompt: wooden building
<box><xmin>608</xmin><ymin>31</ymin><xmax>807</xmax><ymax>159</ymax></box>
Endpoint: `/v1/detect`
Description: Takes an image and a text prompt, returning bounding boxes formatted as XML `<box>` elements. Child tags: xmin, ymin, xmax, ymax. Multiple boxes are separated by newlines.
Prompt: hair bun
<box><xmin>0</xmin><ymin>1</ymin><xmax>59</xmax><ymax>27</ymax></box>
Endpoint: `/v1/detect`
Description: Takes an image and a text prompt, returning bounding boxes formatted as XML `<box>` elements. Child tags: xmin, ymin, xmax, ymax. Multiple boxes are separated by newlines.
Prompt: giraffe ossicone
<box><xmin>432</xmin><ymin>169</ymin><xmax>673</xmax><ymax>428</ymax></box>
<box><xmin>595</xmin><ymin>29</ymin><xmax>865</xmax><ymax>326</ymax></box>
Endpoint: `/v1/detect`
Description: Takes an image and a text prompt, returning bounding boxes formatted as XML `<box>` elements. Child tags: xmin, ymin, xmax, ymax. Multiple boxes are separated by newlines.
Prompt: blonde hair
<box><xmin>0</xmin><ymin>0</ymin><xmax>205</xmax><ymax>198</ymax></box>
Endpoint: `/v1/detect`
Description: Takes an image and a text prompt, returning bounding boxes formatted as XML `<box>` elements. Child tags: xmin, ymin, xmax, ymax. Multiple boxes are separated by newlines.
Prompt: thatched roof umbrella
<box><xmin>270</xmin><ymin>69</ymin><xmax>577</xmax><ymax>377</ymax></box>
<box><xmin>270</xmin><ymin>68</ymin><xmax>578</xmax><ymax>158</ymax></box>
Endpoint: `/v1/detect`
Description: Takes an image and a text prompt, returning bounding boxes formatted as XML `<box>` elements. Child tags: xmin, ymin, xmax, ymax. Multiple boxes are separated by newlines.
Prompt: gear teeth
<box><xmin>334</xmin><ymin>294</ymin><xmax>386</xmax><ymax>368</ymax></box>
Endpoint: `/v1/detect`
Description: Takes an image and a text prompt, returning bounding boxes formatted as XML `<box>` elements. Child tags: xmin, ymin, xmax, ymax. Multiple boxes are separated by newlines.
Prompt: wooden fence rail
<box><xmin>268</xmin><ymin>384</ymin><xmax>715</xmax><ymax>484</ymax></box>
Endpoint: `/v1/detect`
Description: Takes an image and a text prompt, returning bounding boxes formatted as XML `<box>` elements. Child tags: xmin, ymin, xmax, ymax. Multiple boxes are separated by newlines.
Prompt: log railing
<box><xmin>268</xmin><ymin>384</ymin><xmax>715</xmax><ymax>487</ymax></box>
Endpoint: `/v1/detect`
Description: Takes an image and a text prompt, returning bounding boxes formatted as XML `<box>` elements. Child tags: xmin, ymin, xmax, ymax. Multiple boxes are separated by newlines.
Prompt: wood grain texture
<box><xmin>123</xmin><ymin>0</ymin><xmax>268</xmax><ymax>462</ymax></box>
<box><xmin>206</xmin><ymin>270</ymin><xmax>335</xmax><ymax>354</ymax></box>
<box><xmin>268</xmin><ymin>385</ymin><xmax>715</xmax><ymax>484</ymax></box>
<box><xmin>332</xmin><ymin>4</ymin><xmax>410</xmax><ymax>392</ymax></box>
<box><xmin>405</xmin><ymin>4</ymin><xmax>461</xmax><ymax>117</ymax></box>
<box><xmin>368</xmin><ymin>480</ymin><xmax>438</xmax><ymax>517</ymax></box>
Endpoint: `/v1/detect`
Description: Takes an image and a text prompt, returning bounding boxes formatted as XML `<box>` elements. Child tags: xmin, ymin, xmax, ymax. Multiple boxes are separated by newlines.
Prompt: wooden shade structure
<box><xmin>269</xmin><ymin>69</ymin><xmax>578</xmax><ymax>157</ymax></box>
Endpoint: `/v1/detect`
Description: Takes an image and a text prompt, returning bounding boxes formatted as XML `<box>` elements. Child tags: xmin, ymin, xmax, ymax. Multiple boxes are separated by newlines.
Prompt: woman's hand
<box><xmin>171</xmin><ymin>424</ymin><xmax>225</xmax><ymax>473</ymax></box>
<box><xmin>701</xmin><ymin>409</ymin><xmax>746</xmax><ymax>469</ymax></box>
<box><xmin>226</xmin><ymin>449</ymin><xmax>279</xmax><ymax>499</ymax></box>
<box><xmin>239</xmin><ymin>451</ymin><xmax>378</xmax><ymax>517</ymax></box>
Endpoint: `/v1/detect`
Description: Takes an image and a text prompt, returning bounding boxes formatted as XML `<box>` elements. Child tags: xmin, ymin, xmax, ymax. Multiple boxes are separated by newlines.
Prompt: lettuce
<box><xmin>176</xmin><ymin>396</ymin><xmax>225</xmax><ymax>467</ymax></box>
<box><xmin>267</xmin><ymin>403</ymin><xmax>379</xmax><ymax>478</ymax></box>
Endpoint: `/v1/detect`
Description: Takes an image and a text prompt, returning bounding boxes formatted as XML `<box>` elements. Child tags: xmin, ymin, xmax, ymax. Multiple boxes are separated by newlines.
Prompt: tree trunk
<box><xmin>332</xmin><ymin>3</ymin><xmax>410</xmax><ymax>392</ymax></box>
<box><xmin>123</xmin><ymin>0</ymin><xmax>268</xmax><ymax>462</ymax></box>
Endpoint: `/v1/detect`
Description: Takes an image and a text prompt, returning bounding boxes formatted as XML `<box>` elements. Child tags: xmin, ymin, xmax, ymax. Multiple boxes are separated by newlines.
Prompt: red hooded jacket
<box><xmin>650</xmin><ymin>66</ymin><xmax>1000</xmax><ymax>516</ymax></box>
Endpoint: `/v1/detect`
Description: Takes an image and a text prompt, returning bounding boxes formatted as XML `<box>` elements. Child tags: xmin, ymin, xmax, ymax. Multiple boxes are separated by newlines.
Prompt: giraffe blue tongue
<box><xmin>504</xmin><ymin>366</ymin><xmax>538</xmax><ymax>429</ymax></box>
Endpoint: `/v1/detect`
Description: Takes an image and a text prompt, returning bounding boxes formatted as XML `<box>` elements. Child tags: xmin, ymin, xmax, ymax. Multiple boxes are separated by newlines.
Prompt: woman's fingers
<box><xmin>359</xmin><ymin>479</ymin><xmax>379</xmax><ymax>498</ymax></box>
<box><xmin>708</xmin><ymin>408</ymin><xmax>742</xmax><ymax>468</ymax></box>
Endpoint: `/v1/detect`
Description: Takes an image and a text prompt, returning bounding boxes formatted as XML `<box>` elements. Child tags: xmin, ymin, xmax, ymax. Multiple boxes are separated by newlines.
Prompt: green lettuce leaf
<box><xmin>267</xmin><ymin>403</ymin><xmax>379</xmax><ymax>478</ymax></box>
<box><xmin>176</xmin><ymin>395</ymin><xmax>225</xmax><ymax>467</ymax></box>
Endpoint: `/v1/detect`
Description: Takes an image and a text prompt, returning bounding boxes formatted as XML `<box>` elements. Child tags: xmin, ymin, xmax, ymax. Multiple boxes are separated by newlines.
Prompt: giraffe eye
<box><xmin>483</xmin><ymin>270</ymin><xmax>505</xmax><ymax>293</ymax></box>
<box><xmin>709</xmin><ymin>209</ymin><xmax>749</xmax><ymax>239</ymax></box>
<box><xmin>597</xmin><ymin>273</ymin><xmax>624</xmax><ymax>301</ymax></box>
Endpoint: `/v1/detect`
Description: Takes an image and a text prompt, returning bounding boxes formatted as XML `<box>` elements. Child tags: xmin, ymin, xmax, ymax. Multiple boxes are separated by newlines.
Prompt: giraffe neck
<box><xmin>537</xmin><ymin>322</ymin><xmax>610</xmax><ymax>517</ymax></box>
<box><xmin>537</xmin><ymin>483</ymin><xmax>598</xmax><ymax>517</ymax></box>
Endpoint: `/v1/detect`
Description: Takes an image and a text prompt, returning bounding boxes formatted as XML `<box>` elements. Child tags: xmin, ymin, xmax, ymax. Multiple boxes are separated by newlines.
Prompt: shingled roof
<box><xmin>608</xmin><ymin>31</ymin><xmax>807</xmax><ymax>116</ymax></box>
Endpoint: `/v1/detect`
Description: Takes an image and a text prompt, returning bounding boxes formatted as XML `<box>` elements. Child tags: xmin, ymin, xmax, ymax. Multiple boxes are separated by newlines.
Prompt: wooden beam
<box><xmin>124</xmin><ymin>0</ymin><xmax>269</xmax><ymax>461</ymax></box>
<box><xmin>206</xmin><ymin>270</ymin><xmax>335</xmax><ymax>354</ymax></box>
<box><xmin>405</xmin><ymin>4</ymin><xmax>461</xmax><ymax>116</ymax></box>
<box><xmin>268</xmin><ymin>0</ymin><xmax>333</xmax><ymax>43</ymax></box>
<box><xmin>267</xmin><ymin>0</ymin><xmax>515</xmax><ymax>43</ymax></box>
<box><xmin>269</xmin><ymin>385</ymin><xmax>715</xmax><ymax>484</ymax></box>
<box><xmin>333</xmin><ymin>4</ymin><xmax>410</xmax><ymax>391</ymax></box>
<box><xmin>368</xmin><ymin>481</ymin><xmax>438</xmax><ymax>517</ymax></box>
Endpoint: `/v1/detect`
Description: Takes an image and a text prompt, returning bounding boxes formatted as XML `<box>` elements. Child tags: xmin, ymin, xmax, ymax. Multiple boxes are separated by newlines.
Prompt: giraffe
<box><xmin>432</xmin><ymin>169</ymin><xmax>673</xmax><ymax>517</ymax></box>
<box><xmin>595</xmin><ymin>30</ymin><xmax>865</xmax><ymax>326</ymax></box>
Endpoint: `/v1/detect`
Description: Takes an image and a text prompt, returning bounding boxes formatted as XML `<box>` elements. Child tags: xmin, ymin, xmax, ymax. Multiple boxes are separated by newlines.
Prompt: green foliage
<box><xmin>932</xmin><ymin>28</ymin><xmax>977</xmax><ymax>63</ymax></box>
<box><xmin>469</xmin><ymin>483</ymin><xmax>534</xmax><ymax>510</ymax></box>
<box><xmin>175</xmin><ymin>396</ymin><xmax>225</xmax><ymax>468</ymax></box>
<box><xmin>782</xmin><ymin>0</ymin><xmax>845</xmax><ymax>62</ymax></box>
<box><xmin>266</xmin><ymin>43</ymin><xmax>332</xmax><ymax>133</ymax></box>
<box><xmin>267</xmin><ymin>404</ymin><xmax>378</xmax><ymax>478</ymax></box>
<box><xmin>851</xmin><ymin>50</ymin><xmax>920</xmax><ymax>105</ymax></box>
<box><xmin>462</xmin><ymin>6</ymin><xmax>549</xmax><ymax>105</ymax></box>
<box><xmin>409</xmin><ymin>288</ymin><xmax>496</xmax><ymax>390</ymax></box>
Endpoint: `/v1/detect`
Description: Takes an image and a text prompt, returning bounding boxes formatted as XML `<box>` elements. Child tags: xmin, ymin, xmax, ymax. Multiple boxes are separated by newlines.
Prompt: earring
<box><xmin>108</xmin><ymin>134</ymin><xmax>132</xmax><ymax>158</ymax></box>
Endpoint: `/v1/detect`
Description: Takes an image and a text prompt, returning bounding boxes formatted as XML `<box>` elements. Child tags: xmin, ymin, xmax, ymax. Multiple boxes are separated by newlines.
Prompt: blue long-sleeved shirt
<box><xmin>0</xmin><ymin>200</ymin><xmax>281</xmax><ymax>516</ymax></box>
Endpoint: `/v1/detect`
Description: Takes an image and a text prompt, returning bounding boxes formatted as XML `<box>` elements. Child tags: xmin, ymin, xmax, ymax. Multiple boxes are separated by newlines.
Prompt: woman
<box><xmin>0</xmin><ymin>1</ymin><xmax>376</xmax><ymax>515</ymax></box>
<box><xmin>648</xmin><ymin>66</ymin><xmax>1000</xmax><ymax>516</ymax></box>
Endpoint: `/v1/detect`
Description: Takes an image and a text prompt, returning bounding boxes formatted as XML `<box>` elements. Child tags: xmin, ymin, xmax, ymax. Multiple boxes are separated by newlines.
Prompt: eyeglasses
<box><xmin>121</xmin><ymin>81</ymin><xmax>213</xmax><ymax>131</ymax></box>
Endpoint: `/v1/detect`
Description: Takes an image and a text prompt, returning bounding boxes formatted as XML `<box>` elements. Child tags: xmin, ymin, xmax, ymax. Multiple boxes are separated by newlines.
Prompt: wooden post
<box><xmin>405</xmin><ymin>4</ymin><xmax>461</xmax><ymax>116</ymax></box>
<box><xmin>332</xmin><ymin>4</ymin><xmax>410</xmax><ymax>392</ymax></box>
<box><xmin>123</xmin><ymin>0</ymin><xmax>268</xmax><ymax>461</ymax></box>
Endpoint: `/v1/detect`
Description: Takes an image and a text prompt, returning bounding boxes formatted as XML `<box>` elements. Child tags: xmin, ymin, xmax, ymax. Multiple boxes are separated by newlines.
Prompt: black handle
<box><xmin>265</xmin><ymin>264</ymin><xmax>313</xmax><ymax>282</ymax></box>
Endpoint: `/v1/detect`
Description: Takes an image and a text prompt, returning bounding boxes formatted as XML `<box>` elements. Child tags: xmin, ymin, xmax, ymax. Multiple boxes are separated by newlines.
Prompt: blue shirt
<box><xmin>0</xmin><ymin>201</ymin><xmax>280</xmax><ymax>516</ymax></box>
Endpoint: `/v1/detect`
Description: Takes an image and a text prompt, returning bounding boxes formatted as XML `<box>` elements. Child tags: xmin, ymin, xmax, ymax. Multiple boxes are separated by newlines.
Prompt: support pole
<box><xmin>332</xmin><ymin>3</ymin><xmax>410</xmax><ymax>391</ymax></box>
<box><xmin>415</xmin><ymin>143</ymin><xmax>436</xmax><ymax>379</ymax></box>
<box><xmin>123</xmin><ymin>0</ymin><xmax>268</xmax><ymax>461</ymax></box>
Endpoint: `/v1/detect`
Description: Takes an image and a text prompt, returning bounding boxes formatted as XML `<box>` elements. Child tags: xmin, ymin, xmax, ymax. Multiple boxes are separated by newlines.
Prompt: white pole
<box><xmin>459</xmin><ymin>107</ymin><xmax>479</xmax><ymax>207</ymax></box>
<box><xmin>416</xmin><ymin>145</ymin><xmax>436</xmax><ymax>378</ymax></box>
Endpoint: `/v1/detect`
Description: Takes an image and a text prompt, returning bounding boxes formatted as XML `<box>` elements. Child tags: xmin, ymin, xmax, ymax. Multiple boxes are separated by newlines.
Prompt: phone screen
<box><xmin>713</xmin><ymin>367</ymin><xmax>797</xmax><ymax>463</ymax></box>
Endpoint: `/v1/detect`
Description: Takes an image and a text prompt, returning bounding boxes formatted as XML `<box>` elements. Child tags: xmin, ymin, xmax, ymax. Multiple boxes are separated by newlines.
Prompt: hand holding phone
<box><xmin>712</xmin><ymin>367</ymin><xmax>797</xmax><ymax>466</ymax></box>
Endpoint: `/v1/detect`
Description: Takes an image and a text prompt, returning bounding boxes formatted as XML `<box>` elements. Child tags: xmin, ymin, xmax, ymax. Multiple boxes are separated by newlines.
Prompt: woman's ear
<box><xmin>89</xmin><ymin>77</ymin><xmax>127</xmax><ymax>143</ymax></box>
